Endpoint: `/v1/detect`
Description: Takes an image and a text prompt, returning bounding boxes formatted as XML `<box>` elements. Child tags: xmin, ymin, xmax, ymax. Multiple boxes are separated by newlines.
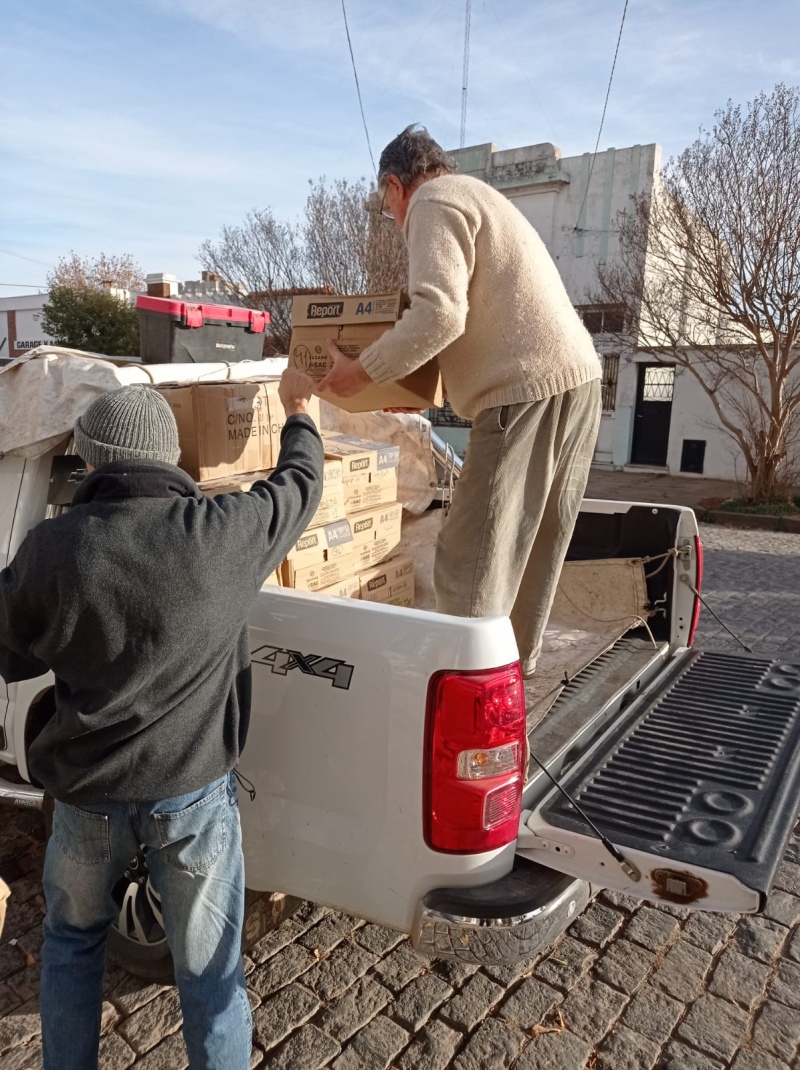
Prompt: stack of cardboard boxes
<box><xmin>156</xmin><ymin>380</ymin><xmax>414</xmax><ymax>607</ymax></box>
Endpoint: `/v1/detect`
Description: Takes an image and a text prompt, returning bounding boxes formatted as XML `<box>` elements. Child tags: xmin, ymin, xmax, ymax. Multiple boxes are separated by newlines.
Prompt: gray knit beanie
<box><xmin>74</xmin><ymin>385</ymin><xmax>181</xmax><ymax>469</ymax></box>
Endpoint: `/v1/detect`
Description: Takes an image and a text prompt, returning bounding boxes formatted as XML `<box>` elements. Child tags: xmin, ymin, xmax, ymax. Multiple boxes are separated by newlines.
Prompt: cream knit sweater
<box><xmin>360</xmin><ymin>174</ymin><xmax>601</xmax><ymax>420</ymax></box>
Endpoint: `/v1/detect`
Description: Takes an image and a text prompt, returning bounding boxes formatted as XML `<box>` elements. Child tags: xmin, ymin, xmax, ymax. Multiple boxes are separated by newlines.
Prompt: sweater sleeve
<box><xmin>241</xmin><ymin>414</ymin><xmax>325</xmax><ymax>582</ymax></box>
<box><xmin>0</xmin><ymin>542</ymin><xmax>49</xmax><ymax>684</ymax></box>
<box><xmin>359</xmin><ymin>198</ymin><xmax>476</xmax><ymax>384</ymax></box>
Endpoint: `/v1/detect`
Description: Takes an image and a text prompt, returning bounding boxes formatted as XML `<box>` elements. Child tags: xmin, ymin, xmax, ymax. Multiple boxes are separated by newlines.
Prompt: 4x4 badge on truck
<box><xmin>251</xmin><ymin>645</ymin><xmax>354</xmax><ymax>690</ymax></box>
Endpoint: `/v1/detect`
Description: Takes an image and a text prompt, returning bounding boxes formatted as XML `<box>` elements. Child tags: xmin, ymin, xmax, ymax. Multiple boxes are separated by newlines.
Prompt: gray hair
<box><xmin>377</xmin><ymin>125</ymin><xmax>454</xmax><ymax>189</ymax></box>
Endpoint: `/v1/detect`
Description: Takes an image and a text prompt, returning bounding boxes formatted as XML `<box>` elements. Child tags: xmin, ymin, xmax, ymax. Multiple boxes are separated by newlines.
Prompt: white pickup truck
<box><xmin>2</xmin><ymin>355</ymin><xmax>800</xmax><ymax>983</ymax></box>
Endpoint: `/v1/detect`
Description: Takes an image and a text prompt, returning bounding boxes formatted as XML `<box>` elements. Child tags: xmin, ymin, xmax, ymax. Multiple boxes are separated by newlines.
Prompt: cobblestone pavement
<box><xmin>2</xmin><ymin>525</ymin><xmax>800</xmax><ymax>1069</ymax></box>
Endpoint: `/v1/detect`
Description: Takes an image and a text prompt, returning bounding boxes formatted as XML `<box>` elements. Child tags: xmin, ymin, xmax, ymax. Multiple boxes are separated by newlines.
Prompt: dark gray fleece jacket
<box><xmin>0</xmin><ymin>413</ymin><xmax>323</xmax><ymax>805</ymax></box>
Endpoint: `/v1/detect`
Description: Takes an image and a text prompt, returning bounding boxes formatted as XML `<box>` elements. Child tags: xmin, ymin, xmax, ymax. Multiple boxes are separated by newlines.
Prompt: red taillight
<box><xmin>688</xmin><ymin>536</ymin><xmax>704</xmax><ymax>646</ymax></box>
<box><xmin>424</xmin><ymin>663</ymin><xmax>526</xmax><ymax>853</ymax></box>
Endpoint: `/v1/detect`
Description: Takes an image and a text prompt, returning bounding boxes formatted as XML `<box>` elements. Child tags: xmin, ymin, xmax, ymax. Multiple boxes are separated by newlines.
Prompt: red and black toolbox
<box><xmin>136</xmin><ymin>296</ymin><xmax>271</xmax><ymax>363</ymax></box>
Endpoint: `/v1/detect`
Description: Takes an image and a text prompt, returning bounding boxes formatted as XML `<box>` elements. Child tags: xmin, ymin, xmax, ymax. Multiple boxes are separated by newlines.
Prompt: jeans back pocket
<box><xmin>154</xmin><ymin>780</ymin><xmax>229</xmax><ymax>874</ymax></box>
<box><xmin>54</xmin><ymin>803</ymin><xmax>111</xmax><ymax>866</ymax></box>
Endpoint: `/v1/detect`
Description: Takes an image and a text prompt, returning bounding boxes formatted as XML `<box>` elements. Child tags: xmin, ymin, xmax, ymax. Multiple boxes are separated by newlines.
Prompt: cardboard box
<box><xmin>159</xmin><ymin>381</ymin><xmax>320</xmax><ymax>483</ymax></box>
<box><xmin>290</xmin><ymin>292</ymin><xmax>443</xmax><ymax>413</ymax></box>
<box><xmin>198</xmin><ymin>457</ymin><xmax>345</xmax><ymax>529</ymax></box>
<box><xmin>322</xmin><ymin>432</ymin><xmax>400</xmax><ymax>479</ymax></box>
<box><xmin>286</xmin><ymin>553</ymin><xmax>358</xmax><ymax>592</ymax></box>
<box><xmin>316</xmin><ymin>574</ymin><xmax>361</xmax><ymax>599</ymax></box>
<box><xmin>262</xmin><ymin>570</ymin><xmax>282</xmax><ymax>588</ymax></box>
<box><xmin>349</xmin><ymin>502</ymin><xmax>403</xmax><ymax>569</ymax></box>
<box><xmin>344</xmin><ymin>467</ymin><xmax>399</xmax><ymax>512</ymax></box>
<box><xmin>358</xmin><ymin>555</ymin><xmax>415</xmax><ymax>607</ymax></box>
<box><xmin>281</xmin><ymin>517</ymin><xmax>355</xmax><ymax>588</ymax></box>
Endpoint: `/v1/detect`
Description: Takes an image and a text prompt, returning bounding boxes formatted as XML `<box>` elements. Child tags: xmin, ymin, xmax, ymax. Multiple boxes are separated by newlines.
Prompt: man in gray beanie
<box><xmin>0</xmin><ymin>372</ymin><xmax>324</xmax><ymax>1070</ymax></box>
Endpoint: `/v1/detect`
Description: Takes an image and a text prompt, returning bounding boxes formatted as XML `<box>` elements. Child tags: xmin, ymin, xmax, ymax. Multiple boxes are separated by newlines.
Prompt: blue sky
<box><xmin>2</xmin><ymin>0</ymin><xmax>800</xmax><ymax>290</ymax></box>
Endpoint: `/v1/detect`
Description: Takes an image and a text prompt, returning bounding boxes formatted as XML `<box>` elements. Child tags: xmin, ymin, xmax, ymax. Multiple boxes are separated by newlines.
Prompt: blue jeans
<box><xmin>41</xmin><ymin>773</ymin><xmax>251</xmax><ymax>1070</ymax></box>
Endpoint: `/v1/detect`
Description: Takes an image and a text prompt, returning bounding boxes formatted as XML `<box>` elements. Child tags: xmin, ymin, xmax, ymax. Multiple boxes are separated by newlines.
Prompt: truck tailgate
<box><xmin>520</xmin><ymin>649</ymin><xmax>800</xmax><ymax>913</ymax></box>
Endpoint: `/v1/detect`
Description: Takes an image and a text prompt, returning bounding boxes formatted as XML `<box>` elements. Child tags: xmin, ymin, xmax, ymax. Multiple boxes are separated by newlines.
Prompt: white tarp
<box><xmin>0</xmin><ymin>347</ymin><xmax>437</xmax><ymax>512</ymax></box>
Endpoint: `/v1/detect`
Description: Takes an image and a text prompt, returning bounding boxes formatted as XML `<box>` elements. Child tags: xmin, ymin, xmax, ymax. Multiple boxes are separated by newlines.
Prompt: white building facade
<box><xmin>442</xmin><ymin>140</ymin><xmax>741</xmax><ymax>481</ymax></box>
<box><xmin>0</xmin><ymin>294</ymin><xmax>54</xmax><ymax>358</ymax></box>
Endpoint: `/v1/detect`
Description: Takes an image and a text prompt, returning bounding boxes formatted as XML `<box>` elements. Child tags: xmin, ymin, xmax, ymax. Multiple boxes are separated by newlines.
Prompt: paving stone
<box><xmin>389</xmin><ymin>973</ymin><xmax>452</xmax><ymax>1031</ymax></box>
<box><xmin>319</xmin><ymin>977</ymin><xmax>393</xmax><ymax>1042</ymax></box>
<box><xmin>569</xmin><ymin>900</ymin><xmax>625</xmax><ymax>947</ymax></box>
<box><xmin>438</xmin><ymin>971</ymin><xmax>504</xmax><ymax>1031</ymax></box>
<box><xmin>269</xmin><ymin>1023</ymin><xmax>341</xmax><ymax>1070</ymax></box>
<box><xmin>651</xmin><ymin>901</ymin><xmax>691</xmax><ymax>920</ymax></box>
<box><xmin>481</xmin><ymin>956</ymin><xmax>539</xmax><ymax>987</ymax></box>
<box><xmin>787</xmin><ymin>924</ymin><xmax>800</xmax><ymax>963</ymax></box>
<box><xmin>596</xmin><ymin>1024</ymin><xmax>661</xmax><ymax>1070</ymax></box>
<box><xmin>732</xmin><ymin>917</ymin><xmax>787</xmax><ymax>964</ymax></box>
<box><xmin>117</xmin><ymin>988</ymin><xmax>183</xmax><ymax>1054</ymax></box>
<box><xmin>512</xmin><ymin>1028</ymin><xmax>593</xmax><ymax>1070</ymax></box>
<box><xmin>708</xmin><ymin>948</ymin><xmax>770</xmax><ymax>1010</ymax></box>
<box><xmin>97</xmin><ymin>1032</ymin><xmax>137</xmax><ymax>1069</ymax></box>
<box><xmin>300</xmin><ymin>913</ymin><xmax>360</xmax><ymax>955</ymax></box>
<box><xmin>681</xmin><ymin>912</ymin><xmax>737</xmax><ymax>954</ymax></box>
<box><xmin>3</xmin><ymin>894</ymin><xmax>45</xmax><ymax>936</ymax></box>
<box><xmin>353</xmin><ymin>924</ymin><xmax>405</xmax><ymax>957</ymax></box>
<box><xmin>335</xmin><ymin>1015</ymin><xmax>410</xmax><ymax>1069</ymax></box>
<box><xmin>294</xmin><ymin>902</ymin><xmax>333</xmax><ymax>928</ymax></box>
<box><xmin>250</xmin><ymin>1047</ymin><xmax>265</xmax><ymax>1069</ymax></box>
<box><xmin>451</xmin><ymin>1017</ymin><xmax>527</xmax><ymax>1070</ymax></box>
<box><xmin>248</xmin><ymin>943</ymin><xmax>317</xmax><ymax>998</ymax></box>
<box><xmin>251</xmin><ymin>982</ymin><xmax>320</xmax><ymax>1052</ymax></box>
<box><xmin>622</xmin><ymin>984</ymin><xmax>683</xmax><ymax>1044</ymax></box>
<box><xmin>108</xmin><ymin>974</ymin><xmax>169</xmax><ymax>1016</ymax></box>
<box><xmin>624</xmin><ymin>906</ymin><xmax>680</xmax><ymax>951</ymax></box>
<box><xmin>773</xmin><ymin>860</ymin><xmax>800</xmax><ymax>895</ymax></box>
<box><xmin>762</xmin><ymin>888</ymin><xmax>800</xmax><ymax>928</ymax></box>
<box><xmin>372</xmin><ymin>944</ymin><xmax>428</xmax><ymax>993</ymax></box>
<box><xmin>310</xmin><ymin>940</ymin><xmax>380</xmax><ymax>1001</ymax></box>
<box><xmin>677</xmin><ymin>993</ymin><xmax>750</xmax><ymax>1061</ymax></box>
<box><xmin>0</xmin><ymin>1040</ymin><xmax>44</xmax><ymax>1070</ymax></box>
<box><xmin>658</xmin><ymin>1042</ymin><xmax>725</xmax><ymax>1069</ymax></box>
<box><xmin>533</xmin><ymin>936</ymin><xmax>595</xmax><ymax>989</ymax></box>
<box><xmin>593</xmin><ymin>938</ymin><xmax>656</xmax><ymax>995</ymax></box>
<box><xmin>132</xmin><ymin>1032</ymin><xmax>189</xmax><ymax>1070</ymax></box>
<box><xmin>496</xmin><ymin>975</ymin><xmax>564</xmax><ymax>1031</ymax></box>
<box><xmin>397</xmin><ymin>1019</ymin><xmax>461</xmax><ymax>1070</ymax></box>
<box><xmin>768</xmin><ymin>957</ymin><xmax>800</xmax><ymax>1010</ymax></box>
<box><xmin>730</xmin><ymin>1046</ymin><xmax>792</xmax><ymax>1070</ymax></box>
<box><xmin>650</xmin><ymin>940</ymin><xmax>713</xmax><ymax>1001</ymax></box>
<box><xmin>558</xmin><ymin>977</ymin><xmax>627</xmax><ymax>1043</ymax></box>
<box><xmin>0</xmin><ymin>1000</ymin><xmax>41</xmax><ymax>1052</ymax></box>
<box><xmin>751</xmin><ymin>999</ymin><xmax>800</xmax><ymax>1061</ymax></box>
<box><xmin>248</xmin><ymin>917</ymin><xmax>307</xmax><ymax>964</ymax></box>
<box><xmin>0</xmin><ymin>982</ymin><xmax>22</xmax><ymax>1016</ymax></box>
<box><xmin>599</xmin><ymin>889</ymin><xmax>640</xmax><ymax>913</ymax></box>
<box><xmin>0</xmin><ymin>941</ymin><xmax>30</xmax><ymax>983</ymax></box>
<box><xmin>430</xmin><ymin>959</ymin><xmax>480</xmax><ymax>988</ymax></box>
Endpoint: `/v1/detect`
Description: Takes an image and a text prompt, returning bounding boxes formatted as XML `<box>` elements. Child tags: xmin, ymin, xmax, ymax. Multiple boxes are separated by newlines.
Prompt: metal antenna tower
<box><xmin>460</xmin><ymin>0</ymin><xmax>472</xmax><ymax>148</ymax></box>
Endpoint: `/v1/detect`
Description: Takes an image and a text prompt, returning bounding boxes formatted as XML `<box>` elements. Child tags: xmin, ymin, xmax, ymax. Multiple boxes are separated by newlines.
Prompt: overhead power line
<box><xmin>460</xmin><ymin>0</ymin><xmax>473</xmax><ymax>148</ymax></box>
<box><xmin>341</xmin><ymin>0</ymin><xmax>377</xmax><ymax>177</ymax></box>
<box><xmin>0</xmin><ymin>282</ymin><xmax>46</xmax><ymax>288</ymax></box>
<box><xmin>574</xmin><ymin>0</ymin><xmax>630</xmax><ymax>232</ymax></box>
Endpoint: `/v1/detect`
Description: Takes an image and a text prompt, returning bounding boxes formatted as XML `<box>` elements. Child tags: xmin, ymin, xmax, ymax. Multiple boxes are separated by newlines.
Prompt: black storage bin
<box><xmin>136</xmin><ymin>296</ymin><xmax>270</xmax><ymax>363</ymax></box>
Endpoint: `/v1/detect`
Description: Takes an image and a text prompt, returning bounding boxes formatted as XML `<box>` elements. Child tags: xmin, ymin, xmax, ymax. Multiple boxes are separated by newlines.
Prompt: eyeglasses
<box><xmin>378</xmin><ymin>184</ymin><xmax>394</xmax><ymax>220</ymax></box>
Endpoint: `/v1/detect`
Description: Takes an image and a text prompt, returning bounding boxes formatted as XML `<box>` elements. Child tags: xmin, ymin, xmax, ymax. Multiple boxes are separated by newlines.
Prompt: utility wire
<box><xmin>574</xmin><ymin>0</ymin><xmax>630</xmax><ymax>232</ymax></box>
<box><xmin>340</xmin><ymin>0</ymin><xmax>377</xmax><ymax>177</ymax></box>
<box><xmin>0</xmin><ymin>248</ymin><xmax>53</xmax><ymax>268</ymax></box>
<box><xmin>0</xmin><ymin>282</ymin><xmax>46</xmax><ymax>288</ymax></box>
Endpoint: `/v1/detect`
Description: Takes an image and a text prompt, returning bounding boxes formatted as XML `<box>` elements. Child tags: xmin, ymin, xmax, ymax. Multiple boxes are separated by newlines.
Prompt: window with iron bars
<box><xmin>428</xmin><ymin>399</ymin><xmax>472</xmax><ymax>428</ymax></box>
<box><xmin>601</xmin><ymin>354</ymin><xmax>619</xmax><ymax>412</ymax></box>
<box><xmin>576</xmin><ymin>304</ymin><xmax>626</xmax><ymax>334</ymax></box>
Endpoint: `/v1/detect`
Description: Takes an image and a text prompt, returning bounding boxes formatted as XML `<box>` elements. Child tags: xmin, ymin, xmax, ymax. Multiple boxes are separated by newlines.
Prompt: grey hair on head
<box><xmin>377</xmin><ymin>124</ymin><xmax>454</xmax><ymax>189</ymax></box>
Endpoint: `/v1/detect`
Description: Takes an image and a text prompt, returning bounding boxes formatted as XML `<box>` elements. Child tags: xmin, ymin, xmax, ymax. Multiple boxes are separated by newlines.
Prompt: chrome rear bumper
<box><xmin>0</xmin><ymin>776</ymin><xmax>44</xmax><ymax>810</ymax></box>
<box><xmin>410</xmin><ymin>859</ymin><xmax>590</xmax><ymax>964</ymax></box>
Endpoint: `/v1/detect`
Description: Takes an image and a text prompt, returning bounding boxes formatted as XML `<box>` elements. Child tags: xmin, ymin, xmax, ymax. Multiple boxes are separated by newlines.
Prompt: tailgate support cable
<box><xmin>527</xmin><ymin>750</ymin><xmax>642</xmax><ymax>882</ymax></box>
<box><xmin>678</xmin><ymin>574</ymin><xmax>754</xmax><ymax>653</ymax></box>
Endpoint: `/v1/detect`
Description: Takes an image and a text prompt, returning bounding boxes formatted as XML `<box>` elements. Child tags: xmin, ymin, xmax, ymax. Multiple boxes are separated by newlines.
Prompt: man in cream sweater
<box><xmin>321</xmin><ymin>125</ymin><xmax>601</xmax><ymax>675</ymax></box>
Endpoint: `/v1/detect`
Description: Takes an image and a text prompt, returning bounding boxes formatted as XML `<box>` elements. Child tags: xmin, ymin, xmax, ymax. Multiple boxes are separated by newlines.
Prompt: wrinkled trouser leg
<box><xmin>435</xmin><ymin>381</ymin><xmax>601</xmax><ymax>671</ymax></box>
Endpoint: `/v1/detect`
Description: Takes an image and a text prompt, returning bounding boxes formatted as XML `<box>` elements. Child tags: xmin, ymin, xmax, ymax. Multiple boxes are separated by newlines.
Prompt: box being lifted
<box><xmin>137</xmin><ymin>296</ymin><xmax>270</xmax><ymax>364</ymax></box>
<box><xmin>289</xmin><ymin>292</ymin><xmax>442</xmax><ymax>412</ymax></box>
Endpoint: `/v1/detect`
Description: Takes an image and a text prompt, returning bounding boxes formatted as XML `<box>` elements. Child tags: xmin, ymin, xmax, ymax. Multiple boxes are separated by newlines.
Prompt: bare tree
<box><xmin>199</xmin><ymin>178</ymin><xmax>407</xmax><ymax>353</ymax></box>
<box><xmin>595</xmin><ymin>84</ymin><xmax>800</xmax><ymax>501</ymax></box>
<box><xmin>48</xmin><ymin>252</ymin><xmax>145</xmax><ymax>292</ymax></box>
